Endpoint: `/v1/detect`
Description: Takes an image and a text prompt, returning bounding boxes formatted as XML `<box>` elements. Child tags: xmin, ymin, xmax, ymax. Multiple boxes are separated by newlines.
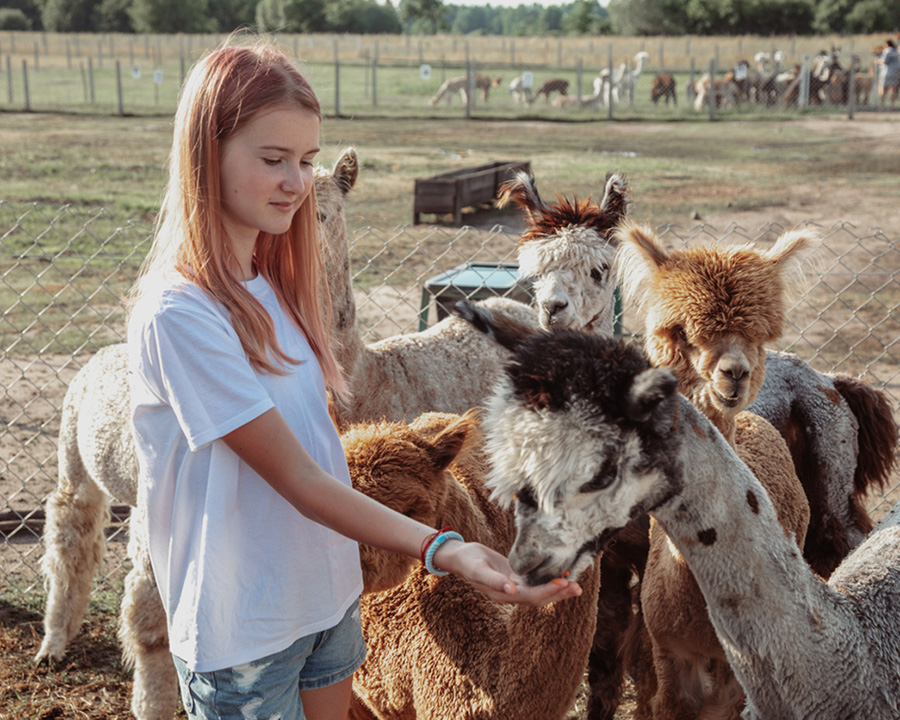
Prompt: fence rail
<box><xmin>0</xmin><ymin>31</ymin><xmax>894</xmax><ymax>119</ymax></box>
<box><xmin>2</xmin><ymin>201</ymin><xmax>899</xmax><ymax>601</ymax></box>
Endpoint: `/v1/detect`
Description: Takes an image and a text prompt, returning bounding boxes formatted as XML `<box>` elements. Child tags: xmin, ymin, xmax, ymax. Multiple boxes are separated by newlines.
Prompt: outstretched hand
<box><xmin>434</xmin><ymin>539</ymin><xmax>582</xmax><ymax>606</ymax></box>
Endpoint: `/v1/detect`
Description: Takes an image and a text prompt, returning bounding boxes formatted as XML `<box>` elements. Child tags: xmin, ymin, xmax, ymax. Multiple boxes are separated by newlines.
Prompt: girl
<box><xmin>126</xmin><ymin>39</ymin><xmax>581</xmax><ymax>720</ymax></box>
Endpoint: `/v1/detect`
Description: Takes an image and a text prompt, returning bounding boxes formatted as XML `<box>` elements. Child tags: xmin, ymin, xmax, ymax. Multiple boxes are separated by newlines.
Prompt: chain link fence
<box><xmin>2</xmin><ymin>201</ymin><xmax>899</xmax><ymax>602</ymax></box>
<box><xmin>0</xmin><ymin>31</ymin><xmax>894</xmax><ymax>120</ymax></box>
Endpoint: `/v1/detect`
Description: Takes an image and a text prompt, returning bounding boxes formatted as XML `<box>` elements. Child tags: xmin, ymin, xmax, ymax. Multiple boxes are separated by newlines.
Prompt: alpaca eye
<box><xmin>317</xmin><ymin>212</ymin><xmax>328</xmax><ymax>223</ymax></box>
<box><xmin>590</xmin><ymin>267</ymin><xmax>605</xmax><ymax>283</ymax></box>
<box><xmin>514</xmin><ymin>487</ymin><xmax>538</xmax><ymax>509</ymax></box>
<box><xmin>674</xmin><ymin>326</ymin><xmax>689</xmax><ymax>344</ymax></box>
<box><xmin>579</xmin><ymin>455</ymin><xmax>617</xmax><ymax>493</ymax></box>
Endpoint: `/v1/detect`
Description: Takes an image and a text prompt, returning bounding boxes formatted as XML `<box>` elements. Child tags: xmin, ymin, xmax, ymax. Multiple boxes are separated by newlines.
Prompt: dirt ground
<box><xmin>2</xmin><ymin>115</ymin><xmax>900</xmax><ymax>720</ymax></box>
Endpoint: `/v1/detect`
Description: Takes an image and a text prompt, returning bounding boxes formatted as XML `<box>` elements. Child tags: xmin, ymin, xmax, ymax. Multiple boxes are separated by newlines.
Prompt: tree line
<box><xmin>0</xmin><ymin>0</ymin><xmax>897</xmax><ymax>37</ymax></box>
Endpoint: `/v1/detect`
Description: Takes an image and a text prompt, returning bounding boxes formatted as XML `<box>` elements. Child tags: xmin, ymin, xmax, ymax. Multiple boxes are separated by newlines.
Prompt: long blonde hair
<box><xmin>131</xmin><ymin>39</ymin><xmax>347</xmax><ymax>400</ymax></box>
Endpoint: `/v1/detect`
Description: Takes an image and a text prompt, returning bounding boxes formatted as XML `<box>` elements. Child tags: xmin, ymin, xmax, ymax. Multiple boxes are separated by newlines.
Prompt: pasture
<box><xmin>2</xmin><ymin>110</ymin><xmax>900</xmax><ymax>719</ymax></box>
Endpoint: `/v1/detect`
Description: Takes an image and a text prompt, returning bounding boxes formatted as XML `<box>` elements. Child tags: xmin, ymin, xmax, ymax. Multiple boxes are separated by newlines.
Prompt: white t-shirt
<box><xmin>127</xmin><ymin>273</ymin><xmax>363</xmax><ymax>672</ymax></box>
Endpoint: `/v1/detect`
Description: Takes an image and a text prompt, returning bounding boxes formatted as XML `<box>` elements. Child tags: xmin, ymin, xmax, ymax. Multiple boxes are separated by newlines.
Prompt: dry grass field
<box><xmin>2</xmin><ymin>109</ymin><xmax>900</xmax><ymax>719</ymax></box>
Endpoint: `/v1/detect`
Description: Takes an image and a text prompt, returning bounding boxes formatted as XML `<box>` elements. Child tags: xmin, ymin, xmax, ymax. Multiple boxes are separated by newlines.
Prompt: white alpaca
<box><xmin>504</xmin><ymin>170</ymin><xmax>896</xmax><ymax>579</ymax></box>
<box><xmin>454</xmin><ymin>308</ymin><xmax>900</xmax><ymax>720</ymax></box>
<box><xmin>36</xmin><ymin>148</ymin><xmax>537</xmax><ymax>720</ymax></box>
<box><xmin>508</xmin><ymin>73</ymin><xmax>532</xmax><ymax>104</ymax></box>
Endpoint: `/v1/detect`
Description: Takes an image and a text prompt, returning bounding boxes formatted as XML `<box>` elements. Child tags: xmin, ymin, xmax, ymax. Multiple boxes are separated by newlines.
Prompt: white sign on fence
<box><xmin>420</xmin><ymin>64</ymin><xmax>431</xmax><ymax>80</ymax></box>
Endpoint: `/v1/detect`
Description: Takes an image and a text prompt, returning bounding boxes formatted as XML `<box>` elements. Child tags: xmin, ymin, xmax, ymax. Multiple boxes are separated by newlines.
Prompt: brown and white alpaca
<box><xmin>615</xmin><ymin>221</ymin><xmax>814</xmax><ymax>717</ymax></box>
<box><xmin>36</xmin><ymin>148</ymin><xmax>536</xmax><ymax>720</ymax></box>
<box><xmin>429</xmin><ymin>73</ymin><xmax>502</xmax><ymax>105</ymax></box>
<box><xmin>507</xmin><ymin>171</ymin><xmax>896</xmax><ymax>580</ymax></box>
<box><xmin>650</xmin><ymin>73</ymin><xmax>677</xmax><ymax>105</ymax></box>
<box><xmin>528</xmin><ymin>77</ymin><xmax>569</xmax><ymax>104</ymax></box>
<box><xmin>455</xmin><ymin>305</ymin><xmax>900</xmax><ymax>720</ymax></box>
<box><xmin>347</xmin><ymin>411</ymin><xmax>602</xmax><ymax>720</ymax></box>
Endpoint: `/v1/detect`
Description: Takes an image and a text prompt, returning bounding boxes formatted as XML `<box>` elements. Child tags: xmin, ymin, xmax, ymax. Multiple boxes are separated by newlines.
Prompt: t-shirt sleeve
<box><xmin>134</xmin><ymin>296</ymin><xmax>275</xmax><ymax>451</ymax></box>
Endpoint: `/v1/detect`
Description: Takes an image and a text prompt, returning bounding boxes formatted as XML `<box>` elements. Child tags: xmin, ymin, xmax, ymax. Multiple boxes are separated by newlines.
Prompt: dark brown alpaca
<box><xmin>650</xmin><ymin>73</ymin><xmax>677</xmax><ymax>105</ymax></box>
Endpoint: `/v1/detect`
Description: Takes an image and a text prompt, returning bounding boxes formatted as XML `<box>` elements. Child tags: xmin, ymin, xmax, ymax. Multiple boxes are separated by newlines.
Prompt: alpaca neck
<box><xmin>657</xmin><ymin>396</ymin><xmax>846</xmax><ymax>717</ymax></box>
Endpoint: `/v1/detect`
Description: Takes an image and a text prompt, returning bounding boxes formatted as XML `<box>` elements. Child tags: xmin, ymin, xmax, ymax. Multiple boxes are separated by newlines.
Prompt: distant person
<box><xmin>126</xmin><ymin>36</ymin><xmax>581</xmax><ymax>720</ymax></box>
<box><xmin>878</xmin><ymin>39</ymin><xmax>899</xmax><ymax>108</ymax></box>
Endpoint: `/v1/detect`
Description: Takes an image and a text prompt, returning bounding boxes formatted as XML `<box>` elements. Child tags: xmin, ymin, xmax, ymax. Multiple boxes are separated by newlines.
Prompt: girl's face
<box><xmin>219</xmin><ymin>104</ymin><xmax>320</xmax><ymax>252</ymax></box>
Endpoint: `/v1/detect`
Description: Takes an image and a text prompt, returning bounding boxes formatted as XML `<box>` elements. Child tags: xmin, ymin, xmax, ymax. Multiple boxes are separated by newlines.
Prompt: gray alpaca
<box><xmin>456</xmin><ymin>302</ymin><xmax>900</xmax><ymax>720</ymax></box>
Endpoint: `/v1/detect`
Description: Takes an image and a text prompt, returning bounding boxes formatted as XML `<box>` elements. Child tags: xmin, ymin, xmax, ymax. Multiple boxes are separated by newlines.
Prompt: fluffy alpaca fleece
<box><xmin>615</xmin><ymin>220</ymin><xmax>817</xmax><ymax>443</ymax></box>
<box><xmin>457</xmin><ymin>308</ymin><xmax>900</xmax><ymax>720</ymax></box>
<box><xmin>348</xmin><ymin>411</ymin><xmax>602</xmax><ymax>720</ymax></box>
<box><xmin>508</xmin><ymin>170</ymin><xmax>628</xmax><ymax>338</ymax></box>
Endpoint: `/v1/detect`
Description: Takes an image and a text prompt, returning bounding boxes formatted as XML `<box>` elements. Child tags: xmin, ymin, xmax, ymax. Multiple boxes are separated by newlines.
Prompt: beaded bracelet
<box><xmin>423</xmin><ymin>529</ymin><xmax>465</xmax><ymax>577</ymax></box>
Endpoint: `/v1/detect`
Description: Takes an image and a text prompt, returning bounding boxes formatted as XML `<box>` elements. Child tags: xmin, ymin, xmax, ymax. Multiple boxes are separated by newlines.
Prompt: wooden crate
<box><xmin>413</xmin><ymin>160</ymin><xmax>531</xmax><ymax>226</ymax></box>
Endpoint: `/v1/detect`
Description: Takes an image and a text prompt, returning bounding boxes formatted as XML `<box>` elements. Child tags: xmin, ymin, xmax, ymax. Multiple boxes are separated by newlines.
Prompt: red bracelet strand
<box><xmin>420</xmin><ymin>526</ymin><xmax>452</xmax><ymax>566</ymax></box>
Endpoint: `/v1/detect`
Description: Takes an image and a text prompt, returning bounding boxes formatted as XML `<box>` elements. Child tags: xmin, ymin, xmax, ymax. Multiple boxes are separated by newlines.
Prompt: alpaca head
<box><xmin>343</xmin><ymin>411</ymin><xmax>481</xmax><ymax>594</ymax></box>
<box><xmin>504</xmin><ymin>172</ymin><xmax>629</xmax><ymax>336</ymax></box>
<box><xmin>453</xmin><ymin>301</ymin><xmax>681</xmax><ymax>586</ymax></box>
<box><xmin>615</xmin><ymin>220</ymin><xmax>819</xmax><ymax>436</ymax></box>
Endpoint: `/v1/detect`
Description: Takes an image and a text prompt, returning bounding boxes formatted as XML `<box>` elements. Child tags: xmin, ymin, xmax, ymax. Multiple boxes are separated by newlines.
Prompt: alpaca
<box><xmin>508</xmin><ymin>73</ymin><xmax>532</xmax><ymax>104</ymax></box>
<box><xmin>500</xmin><ymin>171</ymin><xmax>637</xmax><ymax>720</ymax></box>
<box><xmin>692</xmin><ymin>72</ymin><xmax>738</xmax><ymax>112</ymax></box>
<box><xmin>347</xmin><ymin>411</ymin><xmax>602</xmax><ymax>720</ymax></box>
<box><xmin>615</xmin><ymin>220</ymin><xmax>815</xmax><ymax>717</ymax></box>
<box><xmin>451</xmin><ymin>307</ymin><xmax>900</xmax><ymax>720</ymax></box>
<box><xmin>616</xmin><ymin>51</ymin><xmax>650</xmax><ymax>105</ymax></box>
<box><xmin>506</xmin><ymin>171</ymin><xmax>896</xmax><ymax>579</ymax></box>
<box><xmin>528</xmin><ymin>77</ymin><xmax>569</xmax><ymax>105</ymax></box>
<box><xmin>429</xmin><ymin>73</ymin><xmax>502</xmax><ymax>105</ymax></box>
<box><xmin>650</xmin><ymin>73</ymin><xmax>676</xmax><ymax>105</ymax></box>
<box><xmin>322</xmin><ymin>156</ymin><xmax>538</xmax><ymax>427</ymax></box>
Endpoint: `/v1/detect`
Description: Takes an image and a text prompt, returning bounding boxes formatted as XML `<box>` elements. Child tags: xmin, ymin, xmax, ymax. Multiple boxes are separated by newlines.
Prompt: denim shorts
<box><xmin>173</xmin><ymin>597</ymin><xmax>366</xmax><ymax>720</ymax></box>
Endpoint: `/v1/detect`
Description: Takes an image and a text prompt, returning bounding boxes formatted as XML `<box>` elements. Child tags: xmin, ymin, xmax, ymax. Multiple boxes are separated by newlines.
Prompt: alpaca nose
<box><xmin>546</xmin><ymin>299</ymin><xmax>568</xmax><ymax>319</ymax></box>
<box><xmin>719</xmin><ymin>356</ymin><xmax>749</xmax><ymax>383</ymax></box>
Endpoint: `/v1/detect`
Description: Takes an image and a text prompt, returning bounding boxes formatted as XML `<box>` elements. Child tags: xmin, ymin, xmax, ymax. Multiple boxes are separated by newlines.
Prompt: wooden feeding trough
<box><xmin>413</xmin><ymin>160</ymin><xmax>531</xmax><ymax>226</ymax></box>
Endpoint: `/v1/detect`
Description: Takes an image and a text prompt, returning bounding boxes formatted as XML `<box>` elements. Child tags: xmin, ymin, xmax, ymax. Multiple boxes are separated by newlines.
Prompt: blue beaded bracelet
<box><xmin>424</xmin><ymin>530</ymin><xmax>464</xmax><ymax>576</ymax></box>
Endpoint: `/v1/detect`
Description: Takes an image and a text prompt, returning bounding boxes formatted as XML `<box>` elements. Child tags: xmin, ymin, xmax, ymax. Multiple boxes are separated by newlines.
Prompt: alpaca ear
<box><xmin>766</xmin><ymin>227</ymin><xmax>821</xmax><ymax>302</ymax></box>
<box><xmin>614</xmin><ymin>220</ymin><xmax>669</xmax><ymax>314</ymax></box>
<box><xmin>428</xmin><ymin>412</ymin><xmax>480</xmax><ymax>472</ymax></box>
<box><xmin>626</xmin><ymin>367</ymin><xmax>678</xmax><ymax>429</ymax></box>
<box><xmin>599</xmin><ymin>173</ymin><xmax>629</xmax><ymax>233</ymax></box>
<box><xmin>497</xmin><ymin>172</ymin><xmax>548</xmax><ymax>224</ymax></box>
<box><xmin>332</xmin><ymin>148</ymin><xmax>359</xmax><ymax>196</ymax></box>
<box><xmin>453</xmin><ymin>300</ymin><xmax>536</xmax><ymax>353</ymax></box>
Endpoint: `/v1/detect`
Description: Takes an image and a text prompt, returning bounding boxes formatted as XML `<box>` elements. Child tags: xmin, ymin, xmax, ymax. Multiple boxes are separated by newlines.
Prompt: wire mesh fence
<box><xmin>0</xmin><ymin>31</ymin><xmax>894</xmax><ymax>119</ymax></box>
<box><xmin>2</xmin><ymin>201</ymin><xmax>899</xmax><ymax>602</ymax></box>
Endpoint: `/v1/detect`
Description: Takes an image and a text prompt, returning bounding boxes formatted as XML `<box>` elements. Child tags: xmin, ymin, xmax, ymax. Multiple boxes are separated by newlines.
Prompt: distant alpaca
<box><xmin>507</xmin><ymin>171</ymin><xmax>896</xmax><ymax>580</ymax></box>
<box><xmin>348</xmin><ymin>411</ymin><xmax>602</xmax><ymax>720</ymax></box>
<box><xmin>616</xmin><ymin>51</ymin><xmax>650</xmax><ymax>105</ymax></box>
<box><xmin>453</xmin><ymin>307</ymin><xmax>900</xmax><ymax>720</ymax></box>
<box><xmin>650</xmin><ymin>73</ymin><xmax>677</xmax><ymax>105</ymax></box>
<box><xmin>616</xmin><ymin>221</ymin><xmax>814</xmax><ymax>716</ymax></box>
<box><xmin>528</xmin><ymin>77</ymin><xmax>569</xmax><ymax>104</ymax></box>
<box><xmin>430</xmin><ymin>73</ymin><xmax>502</xmax><ymax>105</ymax></box>
<box><xmin>508</xmin><ymin>73</ymin><xmax>532</xmax><ymax>104</ymax></box>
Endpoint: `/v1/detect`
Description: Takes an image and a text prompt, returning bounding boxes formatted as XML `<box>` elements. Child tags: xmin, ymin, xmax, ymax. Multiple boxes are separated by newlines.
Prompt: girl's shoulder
<box><xmin>130</xmin><ymin>276</ymin><xmax>223</xmax><ymax>331</ymax></box>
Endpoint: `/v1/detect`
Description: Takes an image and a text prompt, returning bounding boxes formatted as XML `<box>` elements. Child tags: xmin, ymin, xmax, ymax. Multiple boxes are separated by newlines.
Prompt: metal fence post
<box><xmin>466</xmin><ymin>61</ymin><xmax>474</xmax><ymax>119</ymax></box>
<box><xmin>708</xmin><ymin>58</ymin><xmax>716</xmax><ymax>121</ymax></box>
<box><xmin>88</xmin><ymin>55</ymin><xmax>95</xmax><ymax>104</ymax></box>
<box><xmin>847</xmin><ymin>58</ymin><xmax>856</xmax><ymax>120</ymax></box>
<box><xmin>22</xmin><ymin>59</ymin><xmax>29</xmax><ymax>112</ymax></box>
<box><xmin>371</xmin><ymin>41</ymin><xmax>378</xmax><ymax>107</ymax></box>
<box><xmin>115</xmin><ymin>60</ymin><xmax>123</xmax><ymax>116</ymax></box>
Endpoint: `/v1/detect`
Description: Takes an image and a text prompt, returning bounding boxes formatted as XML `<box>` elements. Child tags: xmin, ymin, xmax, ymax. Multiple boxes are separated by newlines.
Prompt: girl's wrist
<box><xmin>422</xmin><ymin>529</ymin><xmax>464</xmax><ymax>576</ymax></box>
